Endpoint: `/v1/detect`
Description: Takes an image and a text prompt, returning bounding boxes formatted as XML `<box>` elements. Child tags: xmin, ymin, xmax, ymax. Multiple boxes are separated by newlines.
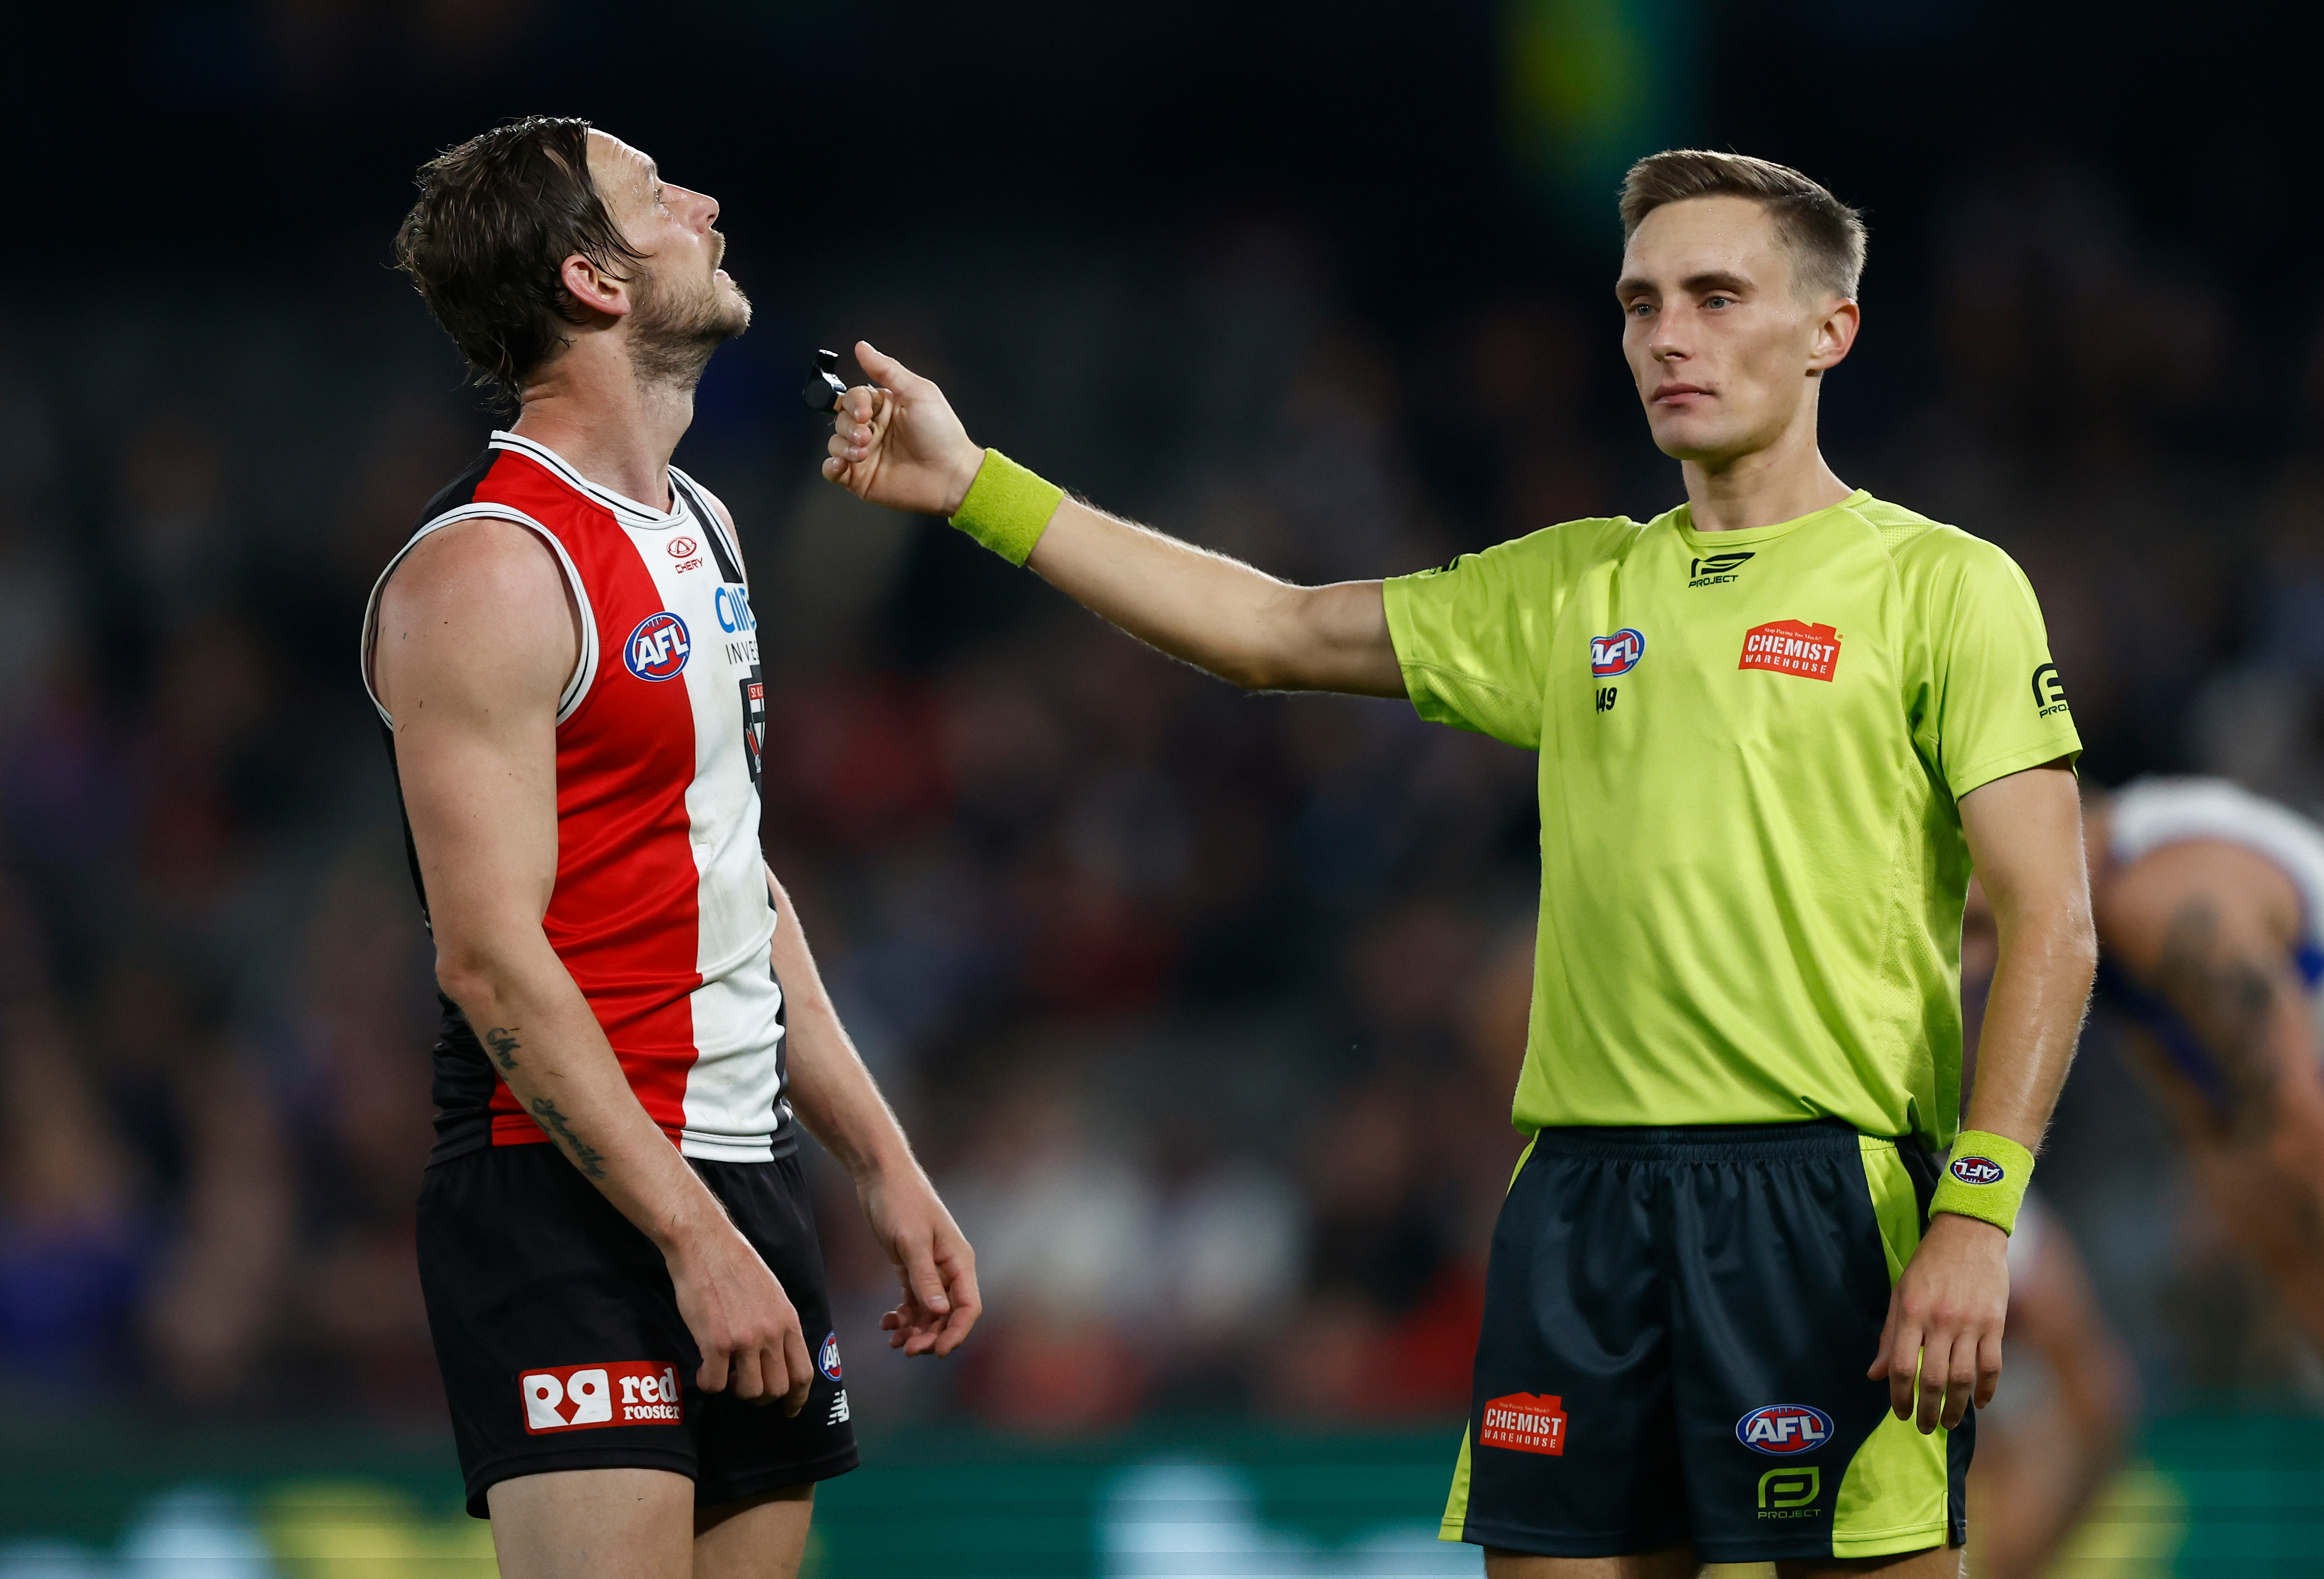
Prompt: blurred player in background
<box><xmin>825</xmin><ymin>151</ymin><xmax>2095</xmax><ymax>1575</ymax></box>
<box><xmin>367</xmin><ymin>116</ymin><xmax>977</xmax><ymax>1579</ymax></box>
<box><xmin>1956</xmin><ymin>772</ymin><xmax>2324</xmax><ymax>1575</ymax></box>
<box><xmin>1957</xmin><ymin>882</ymin><xmax>2132</xmax><ymax>1579</ymax></box>
<box><xmin>2085</xmin><ymin>777</ymin><xmax>2324</xmax><ymax>1342</ymax></box>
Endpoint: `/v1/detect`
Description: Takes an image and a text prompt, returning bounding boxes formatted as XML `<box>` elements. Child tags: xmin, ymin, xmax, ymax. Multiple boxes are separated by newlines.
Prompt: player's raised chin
<box><xmin>1616</xmin><ymin>192</ymin><xmax>1860</xmax><ymax>470</ymax></box>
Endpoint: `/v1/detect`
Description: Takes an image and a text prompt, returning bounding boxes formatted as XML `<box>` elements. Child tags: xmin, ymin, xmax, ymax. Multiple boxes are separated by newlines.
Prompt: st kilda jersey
<box><xmin>362</xmin><ymin>431</ymin><xmax>788</xmax><ymax>1164</ymax></box>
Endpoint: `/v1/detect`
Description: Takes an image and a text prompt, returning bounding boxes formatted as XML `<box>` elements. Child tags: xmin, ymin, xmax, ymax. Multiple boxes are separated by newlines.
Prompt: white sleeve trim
<box><xmin>359</xmin><ymin>504</ymin><xmax>600</xmax><ymax>728</ymax></box>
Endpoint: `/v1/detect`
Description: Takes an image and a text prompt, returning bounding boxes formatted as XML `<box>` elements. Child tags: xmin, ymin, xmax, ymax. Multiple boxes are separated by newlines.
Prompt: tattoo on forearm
<box><xmin>2154</xmin><ymin>901</ymin><xmax>2278</xmax><ymax>1133</ymax></box>
<box><xmin>528</xmin><ymin>1097</ymin><xmax>607</xmax><ymax>1178</ymax></box>
<box><xmin>483</xmin><ymin>1026</ymin><xmax>522</xmax><ymax>1071</ymax></box>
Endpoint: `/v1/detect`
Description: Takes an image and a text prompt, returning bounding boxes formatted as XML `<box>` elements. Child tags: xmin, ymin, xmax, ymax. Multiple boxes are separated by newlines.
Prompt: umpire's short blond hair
<box><xmin>1619</xmin><ymin>150</ymin><xmax>1867</xmax><ymax>302</ymax></box>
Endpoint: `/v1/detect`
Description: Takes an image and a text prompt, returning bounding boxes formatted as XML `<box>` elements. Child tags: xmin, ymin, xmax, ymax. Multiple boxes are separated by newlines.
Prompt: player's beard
<box><xmin>626</xmin><ymin>255</ymin><xmax>751</xmax><ymax>393</ymax></box>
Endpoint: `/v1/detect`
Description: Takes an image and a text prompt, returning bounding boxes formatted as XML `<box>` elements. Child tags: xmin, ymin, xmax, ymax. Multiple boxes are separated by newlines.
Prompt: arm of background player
<box><xmin>375</xmin><ymin>518</ymin><xmax>814</xmax><ymax>1412</ymax></box>
<box><xmin>1872</xmin><ymin>761</ymin><xmax>2094</xmax><ymax>1433</ymax></box>
<box><xmin>765</xmin><ymin>867</ymin><xmax>981</xmax><ymax>1357</ymax></box>
<box><xmin>822</xmin><ymin>341</ymin><xmax>1404</xmax><ymax>697</ymax></box>
<box><xmin>2099</xmin><ymin>839</ymin><xmax>2324</xmax><ymax>1339</ymax></box>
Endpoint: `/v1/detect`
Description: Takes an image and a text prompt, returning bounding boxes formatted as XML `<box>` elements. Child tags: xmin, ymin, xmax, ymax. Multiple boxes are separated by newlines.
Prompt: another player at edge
<box><xmin>369</xmin><ymin>117</ymin><xmax>979</xmax><ymax>1579</ymax></box>
<box><xmin>825</xmin><ymin>152</ymin><xmax>2095</xmax><ymax>1575</ymax></box>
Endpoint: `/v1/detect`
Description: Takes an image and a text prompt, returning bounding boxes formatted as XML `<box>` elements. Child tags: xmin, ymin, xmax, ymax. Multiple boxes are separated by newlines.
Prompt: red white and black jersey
<box><xmin>362</xmin><ymin>431</ymin><xmax>788</xmax><ymax>1164</ymax></box>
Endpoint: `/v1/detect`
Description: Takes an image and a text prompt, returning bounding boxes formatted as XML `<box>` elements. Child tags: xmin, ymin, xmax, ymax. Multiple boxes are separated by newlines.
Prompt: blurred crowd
<box><xmin>0</xmin><ymin>151</ymin><xmax>2317</xmax><ymax>1431</ymax></box>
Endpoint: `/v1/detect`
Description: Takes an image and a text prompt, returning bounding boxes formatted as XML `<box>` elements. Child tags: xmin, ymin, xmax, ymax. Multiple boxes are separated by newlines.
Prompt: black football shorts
<box><xmin>418</xmin><ymin>1143</ymin><xmax>859</xmax><ymax>1517</ymax></box>
<box><xmin>1442</xmin><ymin>1120</ymin><xmax>1971</xmax><ymax>1564</ymax></box>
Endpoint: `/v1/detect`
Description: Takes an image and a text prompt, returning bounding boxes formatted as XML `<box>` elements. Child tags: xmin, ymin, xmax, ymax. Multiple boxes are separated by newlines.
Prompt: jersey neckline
<box><xmin>1668</xmin><ymin>488</ymin><xmax>1872</xmax><ymax>550</ymax></box>
<box><xmin>490</xmin><ymin>430</ymin><xmax>694</xmax><ymax>531</ymax></box>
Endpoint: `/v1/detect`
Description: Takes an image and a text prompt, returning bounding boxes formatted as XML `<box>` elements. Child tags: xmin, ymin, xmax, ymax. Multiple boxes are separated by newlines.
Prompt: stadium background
<box><xmin>3</xmin><ymin>0</ymin><xmax>2323</xmax><ymax>1572</ymax></box>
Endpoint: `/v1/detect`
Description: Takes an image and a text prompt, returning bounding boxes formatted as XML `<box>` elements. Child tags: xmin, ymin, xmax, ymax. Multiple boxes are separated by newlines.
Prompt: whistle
<box><xmin>802</xmin><ymin>349</ymin><xmax>846</xmax><ymax>414</ymax></box>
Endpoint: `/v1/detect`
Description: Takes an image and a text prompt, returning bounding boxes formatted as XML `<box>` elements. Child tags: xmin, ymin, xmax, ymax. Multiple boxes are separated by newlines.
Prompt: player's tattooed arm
<box><xmin>527</xmin><ymin>1096</ymin><xmax>608</xmax><ymax>1179</ymax></box>
<box><xmin>483</xmin><ymin>1025</ymin><xmax>522</xmax><ymax>1071</ymax></box>
<box><xmin>2153</xmin><ymin>900</ymin><xmax>2281</xmax><ymax>1132</ymax></box>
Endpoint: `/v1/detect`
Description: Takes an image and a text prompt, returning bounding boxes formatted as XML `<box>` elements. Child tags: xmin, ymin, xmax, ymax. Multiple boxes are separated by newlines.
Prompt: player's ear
<box><xmin>1808</xmin><ymin>297</ymin><xmax>1859</xmax><ymax>375</ymax></box>
<box><xmin>559</xmin><ymin>253</ymin><xmax>633</xmax><ymax>320</ymax></box>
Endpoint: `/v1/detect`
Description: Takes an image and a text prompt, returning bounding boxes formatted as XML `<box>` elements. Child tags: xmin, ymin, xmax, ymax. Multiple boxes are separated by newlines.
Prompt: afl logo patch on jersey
<box><xmin>625</xmin><ymin>612</ymin><xmax>693</xmax><ymax>681</ymax></box>
<box><xmin>817</xmin><ymin>1332</ymin><xmax>843</xmax><ymax>1382</ymax></box>
<box><xmin>1950</xmin><ymin>1154</ymin><xmax>2005</xmax><ymax>1187</ymax></box>
<box><xmin>1736</xmin><ymin>1404</ymin><xmax>1832</xmax><ymax>1455</ymax></box>
<box><xmin>1590</xmin><ymin>629</ymin><xmax>1646</xmax><ymax>677</ymax></box>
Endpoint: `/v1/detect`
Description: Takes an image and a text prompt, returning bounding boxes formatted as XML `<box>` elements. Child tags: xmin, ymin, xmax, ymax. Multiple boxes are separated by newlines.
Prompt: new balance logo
<box><xmin>827</xmin><ymin>1388</ymin><xmax>851</xmax><ymax>1425</ymax></box>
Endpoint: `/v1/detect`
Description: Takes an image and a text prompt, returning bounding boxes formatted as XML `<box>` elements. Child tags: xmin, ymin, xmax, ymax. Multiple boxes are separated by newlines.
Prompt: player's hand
<box><xmin>821</xmin><ymin>341</ymin><xmax>985</xmax><ymax>518</ymax></box>
<box><xmin>857</xmin><ymin>1165</ymin><xmax>982</xmax><ymax>1357</ymax></box>
<box><xmin>1869</xmin><ymin>1209</ymin><xmax>2008</xmax><ymax>1433</ymax></box>
<box><xmin>666</xmin><ymin>1222</ymin><xmax>815</xmax><ymax>1414</ymax></box>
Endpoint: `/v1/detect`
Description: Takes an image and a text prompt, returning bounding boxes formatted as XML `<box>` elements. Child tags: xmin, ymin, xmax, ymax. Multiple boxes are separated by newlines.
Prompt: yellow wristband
<box><xmin>1930</xmin><ymin>1130</ymin><xmax>2035</xmax><ymax>1235</ymax></box>
<box><xmin>948</xmin><ymin>449</ymin><xmax>1063</xmax><ymax>568</ymax></box>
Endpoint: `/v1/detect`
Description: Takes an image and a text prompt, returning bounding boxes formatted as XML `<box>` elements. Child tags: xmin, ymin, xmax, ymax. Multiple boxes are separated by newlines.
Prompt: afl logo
<box><xmin>1590</xmin><ymin>628</ymin><xmax>1646</xmax><ymax>677</ymax></box>
<box><xmin>817</xmin><ymin>1332</ymin><xmax>843</xmax><ymax>1383</ymax></box>
<box><xmin>1950</xmin><ymin>1155</ymin><xmax>2005</xmax><ymax>1187</ymax></box>
<box><xmin>624</xmin><ymin>611</ymin><xmax>693</xmax><ymax>681</ymax></box>
<box><xmin>1737</xmin><ymin>1404</ymin><xmax>1833</xmax><ymax>1456</ymax></box>
<box><xmin>668</xmin><ymin>536</ymin><xmax>699</xmax><ymax>558</ymax></box>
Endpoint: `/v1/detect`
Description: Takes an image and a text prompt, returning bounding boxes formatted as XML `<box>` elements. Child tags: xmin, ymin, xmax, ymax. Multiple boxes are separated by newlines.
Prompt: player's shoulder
<box><xmin>1845</xmin><ymin>494</ymin><xmax>2027</xmax><ymax>586</ymax></box>
<box><xmin>1409</xmin><ymin>514</ymin><xmax>1649</xmax><ymax>584</ymax></box>
<box><xmin>388</xmin><ymin>515</ymin><xmax>568</xmax><ymax>609</ymax></box>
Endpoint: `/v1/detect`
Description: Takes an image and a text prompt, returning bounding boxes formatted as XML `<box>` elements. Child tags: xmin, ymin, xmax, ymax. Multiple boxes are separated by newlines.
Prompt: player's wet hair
<box><xmin>1619</xmin><ymin>151</ymin><xmax>1866</xmax><ymax>302</ymax></box>
<box><xmin>394</xmin><ymin>115</ymin><xmax>646</xmax><ymax>401</ymax></box>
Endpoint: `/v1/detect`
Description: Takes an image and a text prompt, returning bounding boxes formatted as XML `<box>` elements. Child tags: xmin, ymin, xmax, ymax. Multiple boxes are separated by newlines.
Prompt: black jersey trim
<box><xmin>415</xmin><ymin>447</ymin><xmax>499</xmax><ymax>525</ymax></box>
<box><xmin>669</xmin><ymin>470</ymin><xmax>745</xmax><ymax>584</ymax></box>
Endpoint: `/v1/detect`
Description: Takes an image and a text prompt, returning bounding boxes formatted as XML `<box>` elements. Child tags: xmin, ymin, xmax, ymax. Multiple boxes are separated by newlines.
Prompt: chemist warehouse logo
<box><xmin>1480</xmin><ymin>1392</ymin><xmax>1567</xmax><ymax>1456</ymax></box>
<box><xmin>1739</xmin><ymin>620</ymin><xmax>1841</xmax><ymax>682</ymax></box>
<box><xmin>520</xmin><ymin>1361</ymin><xmax>684</xmax><ymax>1434</ymax></box>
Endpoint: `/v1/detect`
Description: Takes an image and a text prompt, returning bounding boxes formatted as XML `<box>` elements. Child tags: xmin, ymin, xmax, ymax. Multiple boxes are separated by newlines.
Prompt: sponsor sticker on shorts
<box><xmin>1950</xmin><ymin>1154</ymin><xmax>2005</xmax><ymax>1186</ymax></box>
<box><xmin>1480</xmin><ymin>1392</ymin><xmax>1567</xmax><ymax>1456</ymax></box>
<box><xmin>1736</xmin><ymin>1403</ymin><xmax>1832</xmax><ymax>1455</ymax></box>
<box><xmin>520</xmin><ymin>1360</ymin><xmax>684</xmax><ymax>1434</ymax></box>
